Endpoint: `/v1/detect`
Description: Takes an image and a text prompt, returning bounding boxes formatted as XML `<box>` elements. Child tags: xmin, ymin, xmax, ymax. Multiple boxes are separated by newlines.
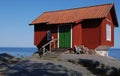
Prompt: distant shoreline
<box><xmin>0</xmin><ymin>47</ymin><xmax>120</xmax><ymax>60</ymax></box>
<box><xmin>0</xmin><ymin>47</ymin><xmax>37</xmax><ymax>48</ymax></box>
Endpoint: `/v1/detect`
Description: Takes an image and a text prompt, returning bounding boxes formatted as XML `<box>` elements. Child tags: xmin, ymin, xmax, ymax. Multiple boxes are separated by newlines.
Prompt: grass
<box><xmin>39</xmin><ymin>56</ymin><xmax>60</xmax><ymax>61</ymax></box>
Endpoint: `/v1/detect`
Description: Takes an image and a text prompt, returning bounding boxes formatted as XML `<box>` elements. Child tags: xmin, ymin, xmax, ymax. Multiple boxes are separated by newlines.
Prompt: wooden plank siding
<box><xmin>72</xmin><ymin>23</ymin><xmax>82</xmax><ymax>48</ymax></box>
<box><xmin>34</xmin><ymin>24</ymin><xmax>58</xmax><ymax>49</ymax></box>
<box><xmin>100</xmin><ymin>12</ymin><xmax>114</xmax><ymax>46</ymax></box>
<box><xmin>81</xmin><ymin>19</ymin><xmax>102</xmax><ymax>49</ymax></box>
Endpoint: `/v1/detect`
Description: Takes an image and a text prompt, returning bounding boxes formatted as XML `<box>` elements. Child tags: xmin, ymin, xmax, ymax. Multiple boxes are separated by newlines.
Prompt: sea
<box><xmin>0</xmin><ymin>47</ymin><xmax>37</xmax><ymax>58</ymax></box>
<box><xmin>0</xmin><ymin>47</ymin><xmax>120</xmax><ymax>60</ymax></box>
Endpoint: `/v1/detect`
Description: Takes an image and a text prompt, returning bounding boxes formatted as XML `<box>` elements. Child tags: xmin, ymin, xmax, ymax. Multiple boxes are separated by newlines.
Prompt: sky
<box><xmin>0</xmin><ymin>0</ymin><xmax>120</xmax><ymax>48</ymax></box>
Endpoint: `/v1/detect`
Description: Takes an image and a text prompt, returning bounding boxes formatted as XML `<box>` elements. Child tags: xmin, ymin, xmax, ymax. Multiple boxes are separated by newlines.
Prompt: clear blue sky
<box><xmin>0</xmin><ymin>0</ymin><xmax>120</xmax><ymax>48</ymax></box>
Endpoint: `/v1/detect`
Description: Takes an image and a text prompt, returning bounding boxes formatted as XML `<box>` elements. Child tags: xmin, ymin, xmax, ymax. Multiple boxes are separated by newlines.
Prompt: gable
<box><xmin>110</xmin><ymin>5</ymin><xmax>119</xmax><ymax>27</ymax></box>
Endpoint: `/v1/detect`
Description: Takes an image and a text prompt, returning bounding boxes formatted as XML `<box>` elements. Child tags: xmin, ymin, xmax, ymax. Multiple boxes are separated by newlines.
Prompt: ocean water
<box><xmin>109</xmin><ymin>48</ymin><xmax>120</xmax><ymax>60</ymax></box>
<box><xmin>0</xmin><ymin>47</ymin><xmax>37</xmax><ymax>58</ymax></box>
<box><xmin>0</xmin><ymin>47</ymin><xmax>120</xmax><ymax>60</ymax></box>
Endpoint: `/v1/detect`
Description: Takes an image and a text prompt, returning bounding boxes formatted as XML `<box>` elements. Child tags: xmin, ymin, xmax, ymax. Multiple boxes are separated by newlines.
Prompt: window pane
<box><xmin>47</xmin><ymin>30</ymin><xmax>51</xmax><ymax>41</ymax></box>
<box><xmin>106</xmin><ymin>24</ymin><xmax>111</xmax><ymax>41</ymax></box>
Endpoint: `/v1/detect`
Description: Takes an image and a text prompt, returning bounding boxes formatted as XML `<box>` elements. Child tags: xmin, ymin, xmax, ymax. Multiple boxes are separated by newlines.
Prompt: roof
<box><xmin>30</xmin><ymin>3</ymin><xmax>118</xmax><ymax>27</ymax></box>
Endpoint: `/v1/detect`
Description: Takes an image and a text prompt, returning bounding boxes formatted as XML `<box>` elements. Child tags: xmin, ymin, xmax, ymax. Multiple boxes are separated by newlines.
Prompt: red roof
<box><xmin>30</xmin><ymin>3</ymin><xmax>118</xmax><ymax>26</ymax></box>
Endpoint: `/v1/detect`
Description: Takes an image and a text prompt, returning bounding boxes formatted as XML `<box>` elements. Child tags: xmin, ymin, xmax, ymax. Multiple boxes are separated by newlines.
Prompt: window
<box><xmin>47</xmin><ymin>30</ymin><xmax>51</xmax><ymax>41</ymax></box>
<box><xmin>106</xmin><ymin>24</ymin><xmax>111</xmax><ymax>41</ymax></box>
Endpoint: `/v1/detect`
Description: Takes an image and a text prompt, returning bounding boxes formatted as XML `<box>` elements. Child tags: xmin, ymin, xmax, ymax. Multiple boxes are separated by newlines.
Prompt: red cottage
<box><xmin>30</xmin><ymin>3</ymin><xmax>119</xmax><ymax>56</ymax></box>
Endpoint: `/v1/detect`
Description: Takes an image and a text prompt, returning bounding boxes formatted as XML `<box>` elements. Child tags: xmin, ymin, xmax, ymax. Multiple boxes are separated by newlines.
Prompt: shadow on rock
<box><xmin>5</xmin><ymin>60</ymin><xmax>82</xmax><ymax>76</ymax></box>
<box><xmin>77</xmin><ymin>59</ymin><xmax>120</xmax><ymax>76</ymax></box>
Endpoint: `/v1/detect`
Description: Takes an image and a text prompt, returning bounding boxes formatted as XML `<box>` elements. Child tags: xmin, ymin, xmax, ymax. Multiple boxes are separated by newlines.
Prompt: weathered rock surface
<box><xmin>5</xmin><ymin>59</ymin><xmax>94</xmax><ymax>76</ymax></box>
<box><xmin>0</xmin><ymin>53</ymin><xmax>20</xmax><ymax>65</ymax></box>
<box><xmin>60</xmin><ymin>54</ymin><xmax>120</xmax><ymax>76</ymax></box>
<box><xmin>0</xmin><ymin>53</ymin><xmax>21</xmax><ymax>76</ymax></box>
<box><xmin>1</xmin><ymin>53</ymin><xmax>120</xmax><ymax>76</ymax></box>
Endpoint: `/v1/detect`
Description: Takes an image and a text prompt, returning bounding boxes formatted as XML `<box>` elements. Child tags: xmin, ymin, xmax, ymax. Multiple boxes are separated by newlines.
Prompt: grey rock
<box><xmin>5</xmin><ymin>59</ymin><xmax>94</xmax><ymax>76</ymax></box>
<box><xmin>60</xmin><ymin>54</ymin><xmax>120</xmax><ymax>76</ymax></box>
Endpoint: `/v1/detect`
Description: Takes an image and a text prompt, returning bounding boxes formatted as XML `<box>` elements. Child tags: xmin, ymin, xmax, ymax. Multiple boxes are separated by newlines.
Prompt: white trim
<box><xmin>106</xmin><ymin>18</ymin><xmax>111</xmax><ymax>22</ymax></box>
<box><xmin>58</xmin><ymin>25</ymin><xmax>59</xmax><ymax>48</ymax></box>
<box><xmin>71</xmin><ymin>25</ymin><xmax>72</xmax><ymax>48</ymax></box>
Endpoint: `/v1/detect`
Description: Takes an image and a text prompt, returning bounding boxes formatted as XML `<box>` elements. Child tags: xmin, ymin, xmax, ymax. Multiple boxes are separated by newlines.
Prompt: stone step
<box><xmin>52</xmin><ymin>48</ymin><xmax>67</xmax><ymax>52</ymax></box>
<box><xmin>42</xmin><ymin>48</ymin><xmax>70</xmax><ymax>59</ymax></box>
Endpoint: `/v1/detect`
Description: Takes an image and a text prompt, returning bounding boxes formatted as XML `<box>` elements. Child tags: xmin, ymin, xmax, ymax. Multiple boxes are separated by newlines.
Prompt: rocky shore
<box><xmin>0</xmin><ymin>53</ymin><xmax>120</xmax><ymax>76</ymax></box>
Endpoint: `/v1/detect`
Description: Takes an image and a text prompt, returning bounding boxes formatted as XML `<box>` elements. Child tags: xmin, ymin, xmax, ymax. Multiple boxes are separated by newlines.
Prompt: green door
<box><xmin>59</xmin><ymin>25</ymin><xmax>71</xmax><ymax>48</ymax></box>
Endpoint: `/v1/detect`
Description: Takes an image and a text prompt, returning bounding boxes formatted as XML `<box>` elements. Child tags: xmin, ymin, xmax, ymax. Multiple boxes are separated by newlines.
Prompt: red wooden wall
<box><xmin>48</xmin><ymin>25</ymin><xmax>58</xmax><ymax>49</ymax></box>
<box><xmin>100</xmin><ymin>12</ymin><xmax>114</xmax><ymax>46</ymax></box>
<box><xmin>34</xmin><ymin>24</ymin><xmax>47</xmax><ymax>48</ymax></box>
<box><xmin>72</xmin><ymin>11</ymin><xmax>114</xmax><ymax>49</ymax></box>
<box><xmin>34</xmin><ymin>24</ymin><xmax>58</xmax><ymax>49</ymax></box>
<box><xmin>81</xmin><ymin>19</ymin><xmax>102</xmax><ymax>49</ymax></box>
<box><xmin>72</xmin><ymin>23</ymin><xmax>82</xmax><ymax>48</ymax></box>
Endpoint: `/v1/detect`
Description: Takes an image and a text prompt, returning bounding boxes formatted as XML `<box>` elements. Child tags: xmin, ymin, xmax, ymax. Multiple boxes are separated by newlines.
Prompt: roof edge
<box><xmin>104</xmin><ymin>3</ymin><xmax>114</xmax><ymax>17</ymax></box>
<box><xmin>44</xmin><ymin>3</ymin><xmax>113</xmax><ymax>13</ymax></box>
<box><xmin>29</xmin><ymin>22</ymin><xmax>48</xmax><ymax>26</ymax></box>
<box><xmin>30</xmin><ymin>18</ymin><xmax>105</xmax><ymax>25</ymax></box>
<box><xmin>105</xmin><ymin>3</ymin><xmax>119</xmax><ymax>27</ymax></box>
<box><xmin>111</xmin><ymin>4</ymin><xmax>119</xmax><ymax>27</ymax></box>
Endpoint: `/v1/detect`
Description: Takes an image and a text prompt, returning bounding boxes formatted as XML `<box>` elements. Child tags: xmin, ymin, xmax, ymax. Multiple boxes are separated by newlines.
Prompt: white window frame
<box><xmin>106</xmin><ymin>24</ymin><xmax>111</xmax><ymax>41</ymax></box>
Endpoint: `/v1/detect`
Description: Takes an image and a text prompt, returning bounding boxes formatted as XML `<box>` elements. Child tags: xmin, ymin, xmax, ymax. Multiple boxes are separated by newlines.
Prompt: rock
<box><xmin>0</xmin><ymin>61</ymin><xmax>4</xmax><ymax>65</ymax></box>
<box><xmin>5</xmin><ymin>59</ymin><xmax>94</xmax><ymax>76</ymax></box>
<box><xmin>60</xmin><ymin>54</ymin><xmax>120</xmax><ymax>76</ymax></box>
<box><xmin>0</xmin><ymin>53</ymin><xmax>22</xmax><ymax>76</ymax></box>
<box><xmin>0</xmin><ymin>53</ymin><xmax>20</xmax><ymax>64</ymax></box>
<box><xmin>0</xmin><ymin>53</ymin><xmax>14</xmax><ymax>59</ymax></box>
<box><xmin>1</xmin><ymin>53</ymin><xmax>120</xmax><ymax>76</ymax></box>
<box><xmin>64</xmin><ymin>50</ymin><xmax>70</xmax><ymax>54</ymax></box>
<box><xmin>32</xmin><ymin>52</ymin><xmax>40</xmax><ymax>57</ymax></box>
